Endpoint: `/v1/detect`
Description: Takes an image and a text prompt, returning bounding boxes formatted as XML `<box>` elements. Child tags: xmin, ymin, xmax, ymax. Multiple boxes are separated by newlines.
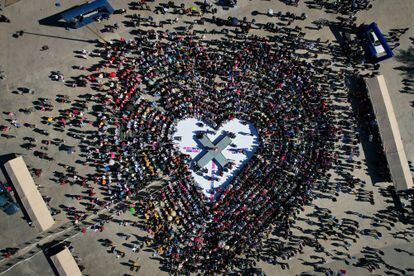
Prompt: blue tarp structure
<box><xmin>230</xmin><ymin>17</ymin><xmax>239</xmax><ymax>26</ymax></box>
<box><xmin>361</xmin><ymin>23</ymin><xmax>394</xmax><ymax>62</ymax></box>
<box><xmin>61</xmin><ymin>0</ymin><xmax>114</xmax><ymax>29</ymax></box>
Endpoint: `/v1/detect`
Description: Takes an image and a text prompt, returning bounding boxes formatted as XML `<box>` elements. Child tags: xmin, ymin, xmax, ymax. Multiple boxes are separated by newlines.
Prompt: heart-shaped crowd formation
<box><xmin>70</xmin><ymin>34</ymin><xmax>335</xmax><ymax>273</ymax></box>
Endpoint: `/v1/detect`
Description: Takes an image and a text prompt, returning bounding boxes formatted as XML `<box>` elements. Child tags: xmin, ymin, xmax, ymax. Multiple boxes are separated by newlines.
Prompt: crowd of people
<box><xmin>351</xmin><ymin>78</ymin><xmax>391</xmax><ymax>181</ymax></box>
<box><xmin>305</xmin><ymin>0</ymin><xmax>374</xmax><ymax>14</ymax></box>
<box><xmin>4</xmin><ymin>0</ymin><xmax>413</xmax><ymax>274</ymax></box>
<box><xmin>53</xmin><ymin>12</ymin><xmax>339</xmax><ymax>270</ymax></box>
<box><xmin>10</xmin><ymin>0</ymin><xmax>372</xmax><ymax>273</ymax></box>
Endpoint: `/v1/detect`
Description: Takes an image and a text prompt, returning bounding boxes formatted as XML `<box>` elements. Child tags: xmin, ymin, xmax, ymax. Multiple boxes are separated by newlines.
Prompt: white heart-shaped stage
<box><xmin>173</xmin><ymin>118</ymin><xmax>259</xmax><ymax>200</ymax></box>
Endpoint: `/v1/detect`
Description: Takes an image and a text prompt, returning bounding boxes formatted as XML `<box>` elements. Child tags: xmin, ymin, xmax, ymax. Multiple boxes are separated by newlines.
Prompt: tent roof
<box><xmin>364</xmin><ymin>75</ymin><xmax>413</xmax><ymax>191</ymax></box>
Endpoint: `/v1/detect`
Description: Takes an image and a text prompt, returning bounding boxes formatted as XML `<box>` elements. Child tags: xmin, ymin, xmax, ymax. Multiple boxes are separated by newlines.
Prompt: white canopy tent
<box><xmin>364</xmin><ymin>75</ymin><xmax>413</xmax><ymax>191</ymax></box>
<box><xmin>50</xmin><ymin>247</ymin><xmax>82</xmax><ymax>276</ymax></box>
<box><xmin>4</xmin><ymin>156</ymin><xmax>54</xmax><ymax>231</ymax></box>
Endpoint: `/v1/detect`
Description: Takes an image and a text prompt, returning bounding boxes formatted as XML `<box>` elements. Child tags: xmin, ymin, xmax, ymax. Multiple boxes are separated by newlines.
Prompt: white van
<box><xmin>367</xmin><ymin>30</ymin><xmax>386</xmax><ymax>57</ymax></box>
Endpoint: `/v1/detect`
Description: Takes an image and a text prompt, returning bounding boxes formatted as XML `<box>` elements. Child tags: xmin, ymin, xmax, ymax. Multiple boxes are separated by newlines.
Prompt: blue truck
<box><xmin>61</xmin><ymin>0</ymin><xmax>114</xmax><ymax>29</ymax></box>
<box><xmin>359</xmin><ymin>23</ymin><xmax>394</xmax><ymax>62</ymax></box>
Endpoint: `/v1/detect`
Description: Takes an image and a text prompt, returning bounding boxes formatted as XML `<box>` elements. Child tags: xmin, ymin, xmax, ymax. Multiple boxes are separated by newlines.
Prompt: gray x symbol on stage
<box><xmin>196</xmin><ymin>134</ymin><xmax>232</xmax><ymax>169</ymax></box>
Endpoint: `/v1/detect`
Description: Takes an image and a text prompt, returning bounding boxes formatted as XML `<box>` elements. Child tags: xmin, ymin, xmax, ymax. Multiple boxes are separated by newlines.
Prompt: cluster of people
<box><xmin>0</xmin><ymin>14</ymin><xmax>10</xmax><ymax>23</ymax></box>
<box><xmin>2</xmin><ymin>0</ymin><xmax>414</xmax><ymax>274</ymax></box>
<box><xmin>352</xmin><ymin>78</ymin><xmax>391</xmax><ymax>180</ymax></box>
<box><xmin>306</xmin><ymin>0</ymin><xmax>373</xmax><ymax>14</ymax></box>
<box><xmin>59</xmin><ymin>15</ymin><xmax>338</xmax><ymax>270</ymax></box>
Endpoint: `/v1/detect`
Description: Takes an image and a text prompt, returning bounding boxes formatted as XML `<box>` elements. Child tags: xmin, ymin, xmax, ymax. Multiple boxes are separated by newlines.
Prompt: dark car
<box><xmin>0</xmin><ymin>185</ymin><xmax>20</xmax><ymax>215</ymax></box>
<box><xmin>218</xmin><ymin>0</ymin><xmax>237</xmax><ymax>7</ymax></box>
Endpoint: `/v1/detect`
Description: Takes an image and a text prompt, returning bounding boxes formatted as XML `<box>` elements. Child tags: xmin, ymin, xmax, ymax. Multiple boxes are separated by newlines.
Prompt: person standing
<box><xmin>131</xmin><ymin>257</ymin><xmax>141</xmax><ymax>272</ymax></box>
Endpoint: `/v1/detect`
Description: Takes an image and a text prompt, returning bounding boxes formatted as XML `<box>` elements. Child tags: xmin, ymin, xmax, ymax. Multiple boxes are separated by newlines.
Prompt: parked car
<box><xmin>367</xmin><ymin>30</ymin><xmax>386</xmax><ymax>57</ymax></box>
<box><xmin>0</xmin><ymin>184</ymin><xmax>20</xmax><ymax>215</ymax></box>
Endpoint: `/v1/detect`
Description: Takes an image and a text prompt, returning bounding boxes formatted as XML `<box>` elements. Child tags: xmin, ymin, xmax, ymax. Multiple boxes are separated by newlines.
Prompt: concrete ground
<box><xmin>1</xmin><ymin>252</ymin><xmax>53</xmax><ymax>276</ymax></box>
<box><xmin>0</xmin><ymin>0</ymin><xmax>413</xmax><ymax>275</ymax></box>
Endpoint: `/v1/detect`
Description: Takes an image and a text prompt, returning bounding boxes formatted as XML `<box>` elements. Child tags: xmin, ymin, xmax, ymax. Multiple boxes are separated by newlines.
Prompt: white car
<box><xmin>367</xmin><ymin>30</ymin><xmax>386</xmax><ymax>57</ymax></box>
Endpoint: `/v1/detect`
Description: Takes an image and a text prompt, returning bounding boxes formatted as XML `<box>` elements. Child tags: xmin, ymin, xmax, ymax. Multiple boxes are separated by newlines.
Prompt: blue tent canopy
<box><xmin>361</xmin><ymin>22</ymin><xmax>394</xmax><ymax>62</ymax></box>
<box><xmin>61</xmin><ymin>0</ymin><xmax>114</xmax><ymax>28</ymax></box>
<box><xmin>230</xmin><ymin>17</ymin><xmax>239</xmax><ymax>26</ymax></box>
